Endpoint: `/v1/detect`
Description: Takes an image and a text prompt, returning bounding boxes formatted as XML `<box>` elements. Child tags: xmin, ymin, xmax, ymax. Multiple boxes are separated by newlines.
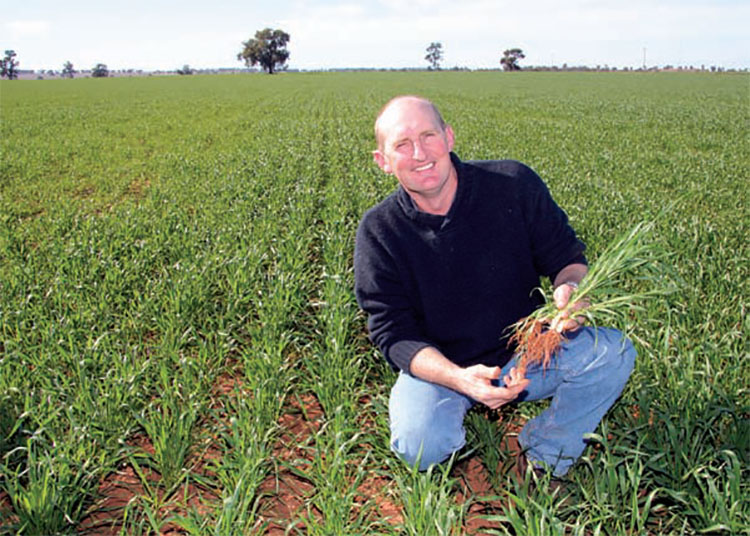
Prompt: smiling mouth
<box><xmin>414</xmin><ymin>162</ymin><xmax>434</xmax><ymax>172</ymax></box>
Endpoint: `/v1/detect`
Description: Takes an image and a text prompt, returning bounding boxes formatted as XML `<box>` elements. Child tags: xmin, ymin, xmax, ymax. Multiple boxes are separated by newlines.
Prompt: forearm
<box><xmin>553</xmin><ymin>262</ymin><xmax>588</xmax><ymax>289</ymax></box>
<box><xmin>409</xmin><ymin>346</ymin><xmax>465</xmax><ymax>391</ymax></box>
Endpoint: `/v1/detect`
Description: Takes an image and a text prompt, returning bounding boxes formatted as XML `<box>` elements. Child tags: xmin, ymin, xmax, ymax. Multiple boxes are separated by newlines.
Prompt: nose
<box><xmin>412</xmin><ymin>140</ymin><xmax>426</xmax><ymax>160</ymax></box>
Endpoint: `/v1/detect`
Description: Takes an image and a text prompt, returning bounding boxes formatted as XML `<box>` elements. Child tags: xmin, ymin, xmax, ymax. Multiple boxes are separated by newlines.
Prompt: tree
<box><xmin>500</xmin><ymin>48</ymin><xmax>525</xmax><ymax>71</ymax></box>
<box><xmin>425</xmin><ymin>42</ymin><xmax>443</xmax><ymax>71</ymax></box>
<box><xmin>237</xmin><ymin>28</ymin><xmax>290</xmax><ymax>74</ymax></box>
<box><xmin>1</xmin><ymin>50</ymin><xmax>19</xmax><ymax>80</ymax></box>
<box><xmin>91</xmin><ymin>63</ymin><xmax>109</xmax><ymax>78</ymax></box>
<box><xmin>176</xmin><ymin>64</ymin><xmax>194</xmax><ymax>75</ymax></box>
<box><xmin>62</xmin><ymin>61</ymin><xmax>76</xmax><ymax>78</ymax></box>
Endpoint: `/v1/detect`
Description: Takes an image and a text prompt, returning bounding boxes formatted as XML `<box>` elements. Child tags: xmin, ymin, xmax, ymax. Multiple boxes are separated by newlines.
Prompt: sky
<box><xmin>4</xmin><ymin>0</ymin><xmax>749</xmax><ymax>72</ymax></box>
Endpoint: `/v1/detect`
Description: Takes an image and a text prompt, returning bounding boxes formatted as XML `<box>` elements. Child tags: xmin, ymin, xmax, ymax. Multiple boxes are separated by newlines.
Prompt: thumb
<box><xmin>472</xmin><ymin>364</ymin><xmax>501</xmax><ymax>380</ymax></box>
<box><xmin>485</xmin><ymin>366</ymin><xmax>502</xmax><ymax>380</ymax></box>
<box><xmin>553</xmin><ymin>285</ymin><xmax>570</xmax><ymax>309</ymax></box>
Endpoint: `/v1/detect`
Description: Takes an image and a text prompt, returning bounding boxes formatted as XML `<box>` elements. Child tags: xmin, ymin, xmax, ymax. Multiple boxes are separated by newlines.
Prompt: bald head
<box><xmin>374</xmin><ymin>95</ymin><xmax>447</xmax><ymax>151</ymax></box>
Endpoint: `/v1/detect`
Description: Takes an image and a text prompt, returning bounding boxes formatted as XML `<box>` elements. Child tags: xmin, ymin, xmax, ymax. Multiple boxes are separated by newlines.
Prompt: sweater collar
<box><xmin>396</xmin><ymin>152</ymin><xmax>469</xmax><ymax>228</ymax></box>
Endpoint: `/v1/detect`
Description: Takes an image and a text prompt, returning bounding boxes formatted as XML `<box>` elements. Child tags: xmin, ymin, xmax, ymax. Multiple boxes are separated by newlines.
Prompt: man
<box><xmin>354</xmin><ymin>95</ymin><xmax>636</xmax><ymax>477</ymax></box>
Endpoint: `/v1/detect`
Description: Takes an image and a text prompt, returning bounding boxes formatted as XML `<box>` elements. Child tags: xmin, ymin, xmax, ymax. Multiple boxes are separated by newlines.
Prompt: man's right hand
<box><xmin>410</xmin><ymin>347</ymin><xmax>529</xmax><ymax>410</ymax></box>
<box><xmin>456</xmin><ymin>364</ymin><xmax>529</xmax><ymax>409</ymax></box>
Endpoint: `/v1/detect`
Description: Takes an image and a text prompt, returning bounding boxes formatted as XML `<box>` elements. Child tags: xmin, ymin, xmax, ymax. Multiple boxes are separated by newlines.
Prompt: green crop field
<box><xmin>1</xmin><ymin>71</ymin><xmax>748</xmax><ymax>535</ymax></box>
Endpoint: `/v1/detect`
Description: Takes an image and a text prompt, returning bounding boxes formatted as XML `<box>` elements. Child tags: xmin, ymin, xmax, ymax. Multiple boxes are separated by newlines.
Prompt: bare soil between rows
<box><xmin>72</xmin><ymin>370</ymin><xmax>521</xmax><ymax>534</ymax></box>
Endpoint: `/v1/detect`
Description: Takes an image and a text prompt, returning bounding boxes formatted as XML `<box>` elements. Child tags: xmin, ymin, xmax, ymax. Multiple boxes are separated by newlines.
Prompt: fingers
<box><xmin>554</xmin><ymin>284</ymin><xmax>590</xmax><ymax>312</ymax></box>
<box><xmin>501</xmin><ymin>367</ymin><xmax>530</xmax><ymax>396</ymax></box>
<box><xmin>473</xmin><ymin>364</ymin><xmax>501</xmax><ymax>380</ymax></box>
<box><xmin>550</xmin><ymin>297</ymin><xmax>589</xmax><ymax>332</ymax></box>
<box><xmin>554</xmin><ymin>318</ymin><xmax>574</xmax><ymax>333</ymax></box>
<box><xmin>555</xmin><ymin>315</ymin><xmax>586</xmax><ymax>333</ymax></box>
<box><xmin>504</xmin><ymin>366</ymin><xmax>526</xmax><ymax>387</ymax></box>
<box><xmin>504</xmin><ymin>377</ymin><xmax>530</xmax><ymax>393</ymax></box>
<box><xmin>484</xmin><ymin>381</ymin><xmax>528</xmax><ymax>409</ymax></box>
<box><xmin>569</xmin><ymin>299</ymin><xmax>589</xmax><ymax>312</ymax></box>
<box><xmin>467</xmin><ymin>365</ymin><xmax>528</xmax><ymax>409</ymax></box>
<box><xmin>553</xmin><ymin>284</ymin><xmax>574</xmax><ymax>309</ymax></box>
<box><xmin>488</xmin><ymin>366</ymin><xmax>502</xmax><ymax>380</ymax></box>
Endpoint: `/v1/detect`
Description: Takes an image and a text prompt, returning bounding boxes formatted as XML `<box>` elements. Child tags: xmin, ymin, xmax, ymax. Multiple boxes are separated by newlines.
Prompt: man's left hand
<box><xmin>551</xmin><ymin>282</ymin><xmax>588</xmax><ymax>333</ymax></box>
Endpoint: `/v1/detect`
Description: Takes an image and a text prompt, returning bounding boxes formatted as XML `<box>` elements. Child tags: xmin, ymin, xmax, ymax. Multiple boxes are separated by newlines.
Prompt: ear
<box><xmin>445</xmin><ymin>125</ymin><xmax>456</xmax><ymax>151</ymax></box>
<box><xmin>372</xmin><ymin>150</ymin><xmax>392</xmax><ymax>174</ymax></box>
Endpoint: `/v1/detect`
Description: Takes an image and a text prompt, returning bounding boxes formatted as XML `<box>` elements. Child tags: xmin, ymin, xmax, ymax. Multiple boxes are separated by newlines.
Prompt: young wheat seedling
<box><xmin>510</xmin><ymin>220</ymin><xmax>668</xmax><ymax>377</ymax></box>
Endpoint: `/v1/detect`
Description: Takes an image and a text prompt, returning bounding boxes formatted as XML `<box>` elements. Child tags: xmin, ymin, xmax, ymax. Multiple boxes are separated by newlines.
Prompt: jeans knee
<box><xmin>607</xmin><ymin>328</ymin><xmax>636</xmax><ymax>364</ymax></box>
<box><xmin>390</xmin><ymin>421</ymin><xmax>464</xmax><ymax>471</ymax></box>
<box><xmin>597</xmin><ymin>328</ymin><xmax>636</xmax><ymax>381</ymax></box>
<box><xmin>388</xmin><ymin>373</ymin><xmax>471</xmax><ymax>470</ymax></box>
<box><xmin>621</xmin><ymin>336</ymin><xmax>637</xmax><ymax>371</ymax></box>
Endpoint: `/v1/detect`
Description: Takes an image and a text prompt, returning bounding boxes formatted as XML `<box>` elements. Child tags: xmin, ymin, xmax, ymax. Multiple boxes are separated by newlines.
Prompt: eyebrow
<box><xmin>391</xmin><ymin>128</ymin><xmax>438</xmax><ymax>146</ymax></box>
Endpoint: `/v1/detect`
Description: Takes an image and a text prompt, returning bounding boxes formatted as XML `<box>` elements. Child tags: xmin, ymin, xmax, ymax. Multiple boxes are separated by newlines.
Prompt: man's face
<box><xmin>373</xmin><ymin>99</ymin><xmax>456</xmax><ymax>207</ymax></box>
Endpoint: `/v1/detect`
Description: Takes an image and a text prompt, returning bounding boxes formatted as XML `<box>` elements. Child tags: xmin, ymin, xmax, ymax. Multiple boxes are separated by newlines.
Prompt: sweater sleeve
<box><xmin>514</xmin><ymin>163</ymin><xmax>587</xmax><ymax>278</ymax></box>
<box><xmin>354</xmin><ymin>212</ymin><xmax>433</xmax><ymax>373</ymax></box>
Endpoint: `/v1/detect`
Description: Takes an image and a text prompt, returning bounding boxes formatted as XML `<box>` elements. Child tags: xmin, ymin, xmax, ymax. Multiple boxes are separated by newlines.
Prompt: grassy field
<box><xmin>1</xmin><ymin>71</ymin><xmax>748</xmax><ymax>535</ymax></box>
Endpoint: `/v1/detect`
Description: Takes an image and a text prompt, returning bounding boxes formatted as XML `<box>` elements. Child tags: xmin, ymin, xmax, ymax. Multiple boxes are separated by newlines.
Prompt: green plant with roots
<box><xmin>510</xmin><ymin>219</ymin><xmax>672</xmax><ymax>376</ymax></box>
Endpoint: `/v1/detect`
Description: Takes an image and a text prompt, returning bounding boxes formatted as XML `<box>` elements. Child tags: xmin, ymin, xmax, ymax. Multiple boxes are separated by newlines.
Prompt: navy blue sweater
<box><xmin>354</xmin><ymin>153</ymin><xmax>586</xmax><ymax>373</ymax></box>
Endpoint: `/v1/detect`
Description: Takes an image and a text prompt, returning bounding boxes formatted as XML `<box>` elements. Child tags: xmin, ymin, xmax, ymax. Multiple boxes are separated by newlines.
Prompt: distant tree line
<box><xmin>2</xmin><ymin>41</ymin><xmax>743</xmax><ymax>80</ymax></box>
<box><xmin>422</xmin><ymin>42</ymin><xmax>526</xmax><ymax>71</ymax></box>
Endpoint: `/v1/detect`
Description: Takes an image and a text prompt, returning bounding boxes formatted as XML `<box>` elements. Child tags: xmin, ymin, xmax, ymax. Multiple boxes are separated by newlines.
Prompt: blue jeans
<box><xmin>388</xmin><ymin>327</ymin><xmax>636</xmax><ymax>476</ymax></box>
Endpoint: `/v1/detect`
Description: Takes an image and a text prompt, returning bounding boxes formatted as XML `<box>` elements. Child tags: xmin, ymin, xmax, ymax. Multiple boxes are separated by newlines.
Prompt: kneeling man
<box><xmin>354</xmin><ymin>95</ymin><xmax>635</xmax><ymax>477</ymax></box>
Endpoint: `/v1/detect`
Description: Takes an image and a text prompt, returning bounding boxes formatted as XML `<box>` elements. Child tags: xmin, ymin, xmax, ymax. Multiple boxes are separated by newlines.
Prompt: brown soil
<box><xmin>78</xmin><ymin>433</ymin><xmax>220</xmax><ymax>535</ymax></box>
<box><xmin>256</xmin><ymin>393</ymin><xmax>325</xmax><ymax>534</ymax></box>
<box><xmin>126</xmin><ymin>178</ymin><xmax>151</xmax><ymax>200</ymax></box>
<box><xmin>457</xmin><ymin>457</ymin><xmax>504</xmax><ymax>535</ymax></box>
<box><xmin>458</xmin><ymin>427</ymin><xmax>522</xmax><ymax>535</ymax></box>
<box><xmin>78</xmin><ymin>371</ymin><xmax>231</xmax><ymax>535</ymax></box>
<box><xmin>356</xmin><ymin>471</ymin><xmax>403</xmax><ymax>526</ymax></box>
<box><xmin>72</xmin><ymin>369</ymin><xmax>521</xmax><ymax>534</ymax></box>
<box><xmin>73</xmin><ymin>185</ymin><xmax>97</xmax><ymax>199</ymax></box>
<box><xmin>0</xmin><ymin>489</ymin><xmax>16</xmax><ymax>529</ymax></box>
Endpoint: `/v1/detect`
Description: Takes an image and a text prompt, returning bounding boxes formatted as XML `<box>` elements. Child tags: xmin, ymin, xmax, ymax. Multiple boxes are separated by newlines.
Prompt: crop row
<box><xmin>1</xmin><ymin>72</ymin><xmax>747</xmax><ymax>534</ymax></box>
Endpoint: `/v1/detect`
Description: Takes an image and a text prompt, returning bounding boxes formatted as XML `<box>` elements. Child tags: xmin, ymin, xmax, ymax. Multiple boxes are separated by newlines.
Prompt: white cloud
<box><xmin>277</xmin><ymin>0</ymin><xmax>749</xmax><ymax>69</ymax></box>
<box><xmin>6</xmin><ymin>20</ymin><xmax>51</xmax><ymax>38</ymax></box>
<box><xmin>3</xmin><ymin>1</ymin><xmax>747</xmax><ymax>70</ymax></box>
